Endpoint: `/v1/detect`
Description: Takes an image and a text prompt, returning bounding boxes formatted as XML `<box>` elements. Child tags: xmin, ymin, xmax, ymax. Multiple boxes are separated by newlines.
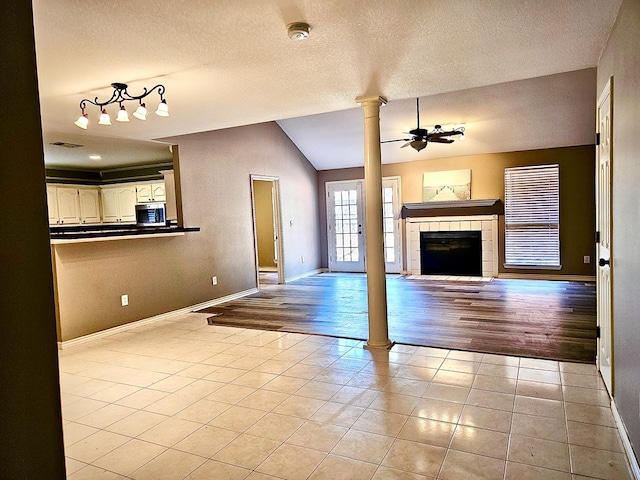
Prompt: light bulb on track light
<box><xmin>98</xmin><ymin>109</ymin><xmax>112</xmax><ymax>125</ymax></box>
<box><xmin>155</xmin><ymin>99</ymin><xmax>169</xmax><ymax>117</ymax></box>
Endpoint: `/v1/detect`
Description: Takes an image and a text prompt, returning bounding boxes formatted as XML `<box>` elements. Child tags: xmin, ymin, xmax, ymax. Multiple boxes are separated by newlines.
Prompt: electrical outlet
<box><xmin>121</xmin><ymin>294</ymin><xmax>128</xmax><ymax>307</ymax></box>
<box><xmin>584</xmin><ymin>256</ymin><xmax>591</xmax><ymax>264</ymax></box>
<box><xmin>212</xmin><ymin>276</ymin><xmax>218</xmax><ymax>286</ymax></box>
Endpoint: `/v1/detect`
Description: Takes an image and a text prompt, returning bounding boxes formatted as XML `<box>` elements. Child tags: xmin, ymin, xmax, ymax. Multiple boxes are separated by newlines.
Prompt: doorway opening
<box><xmin>251</xmin><ymin>175</ymin><xmax>284</xmax><ymax>288</ymax></box>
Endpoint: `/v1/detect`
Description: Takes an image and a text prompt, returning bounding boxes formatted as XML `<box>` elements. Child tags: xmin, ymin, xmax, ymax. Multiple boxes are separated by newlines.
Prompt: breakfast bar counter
<box><xmin>50</xmin><ymin>224</ymin><xmax>200</xmax><ymax>244</ymax></box>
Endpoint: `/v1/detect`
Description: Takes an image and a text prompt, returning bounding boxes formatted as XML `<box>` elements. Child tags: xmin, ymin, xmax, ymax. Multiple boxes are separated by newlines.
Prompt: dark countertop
<box><xmin>50</xmin><ymin>224</ymin><xmax>200</xmax><ymax>241</ymax></box>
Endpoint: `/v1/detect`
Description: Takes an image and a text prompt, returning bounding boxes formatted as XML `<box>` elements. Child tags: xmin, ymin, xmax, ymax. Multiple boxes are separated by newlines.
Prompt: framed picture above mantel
<box><xmin>422</xmin><ymin>169</ymin><xmax>471</xmax><ymax>202</ymax></box>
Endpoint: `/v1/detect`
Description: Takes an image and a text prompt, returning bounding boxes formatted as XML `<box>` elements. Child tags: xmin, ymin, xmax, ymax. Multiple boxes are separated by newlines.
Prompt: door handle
<box><xmin>599</xmin><ymin>258</ymin><xmax>610</xmax><ymax>267</ymax></box>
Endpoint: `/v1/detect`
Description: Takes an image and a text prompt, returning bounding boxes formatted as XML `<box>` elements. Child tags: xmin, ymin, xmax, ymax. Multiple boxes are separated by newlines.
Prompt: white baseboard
<box><xmin>612</xmin><ymin>399</ymin><xmax>640</xmax><ymax>479</ymax></box>
<box><xmin>58</xmin><ymin>287</ymin><xmax>258</xmax><ymax>350</ymax></box>
<box><xmin>497</xmin><ymin>273</ymin><xmax>596</xmax><ymax>282</ymax></box>
<box><xmin>285</xmin><ymin>268</ymin><xmax>323</xmax><ymax>283</ymax></box>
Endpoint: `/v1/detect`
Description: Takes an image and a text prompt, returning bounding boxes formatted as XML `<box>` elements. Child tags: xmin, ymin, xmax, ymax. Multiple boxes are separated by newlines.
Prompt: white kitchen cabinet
<box><xmin>101</xmin><ymin>184</ymin><xmax>137</xmax><ymax>223</ymax></box>
<box><xmin>151</xmin><ymin>183</ymin><xmax>166</xmax><ymax>202</ymax></box>
<box><xmin>47</xmin><ymin>185</ymin><xmax>59</xmax><ymax>225</ymax></box>
<box><xmin>77</xmin><ymin>187</ymin><xmax>101</xmax><ymax>224</ymax></box>
<box><xmin>136</xmin><ymin>181</ymin><xmax>166</xmax><ymax>203</ymax></box>
<box><xmin>120</xmin><ymin>186</ymin><xmax>137</xmax><ymax>222</ymax></box>
<box><xmin>47</xmin><ymin>185</ymin><xmax>80</xmax><ymax>225</ymax></box>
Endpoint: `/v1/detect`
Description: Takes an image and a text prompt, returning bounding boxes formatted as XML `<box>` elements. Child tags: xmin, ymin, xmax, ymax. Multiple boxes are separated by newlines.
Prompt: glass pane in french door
<box><xmin>383</xmin><ymin>186</ymin><xmax>395</xmax><ymax>263</ymax></box>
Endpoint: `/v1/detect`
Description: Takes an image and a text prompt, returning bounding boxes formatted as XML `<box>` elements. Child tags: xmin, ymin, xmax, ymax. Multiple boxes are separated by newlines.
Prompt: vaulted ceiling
<box><xmin>33</xmin><ymin>0</ymin><xmax>622</xmax><ymax>170</ymax></box>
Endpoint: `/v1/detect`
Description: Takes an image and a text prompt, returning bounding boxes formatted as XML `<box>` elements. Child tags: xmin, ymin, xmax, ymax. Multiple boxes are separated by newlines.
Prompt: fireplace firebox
<box><xmin>420</xmin><ymin>231</ymin><xmax>482</xmax><ymax>276</ymax></box>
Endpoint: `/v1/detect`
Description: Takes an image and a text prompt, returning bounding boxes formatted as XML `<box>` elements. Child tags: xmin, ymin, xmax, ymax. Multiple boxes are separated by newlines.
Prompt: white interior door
<box><xmin>596</xmin><ymin>78</ymin><xmax>613</xmax><ymax>396</ymax></box>
<box><xmin>271</xmin><ymin>183</ymin><xmax>279</xmax><ymax>266</ymax></box>
<box><xmin>327</xmin><ymin>181</ymin><xmax>366</xmax><ymax>272</ymax></box>
<box><xmin>382</xmin><ymin>177</ymin><xmax>402</xmax><ymax>273</ymax></box>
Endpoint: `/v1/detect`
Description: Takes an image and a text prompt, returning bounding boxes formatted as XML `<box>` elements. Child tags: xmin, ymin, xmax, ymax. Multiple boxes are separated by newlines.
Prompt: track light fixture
<box><xmin>74</xmin><ymin>82</ymin><xmax>168</xmax><ymax>129</ymax></box>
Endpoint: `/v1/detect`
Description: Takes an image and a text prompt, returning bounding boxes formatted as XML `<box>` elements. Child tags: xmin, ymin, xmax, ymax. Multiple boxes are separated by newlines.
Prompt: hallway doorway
<box><xmin>251</xmin><ymin>175</ymin><xmax>284</xmax><ymax>288</ymax></box>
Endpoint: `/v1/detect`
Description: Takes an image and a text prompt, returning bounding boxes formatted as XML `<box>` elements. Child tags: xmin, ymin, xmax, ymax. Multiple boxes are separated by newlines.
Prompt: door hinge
<box><xmin>595</xmin><ymin>231</ymin><xmax>600</xmax><ymax>243</ymax></box>
<box><xmin>596</xmin><ymin>326</ymin><xmax>601</xmax><ymax>338</ymax></box>
<box><xmin>595</xmin><ymin>132</ymin><xmax>600</xmax><ymax>146</ymax></box>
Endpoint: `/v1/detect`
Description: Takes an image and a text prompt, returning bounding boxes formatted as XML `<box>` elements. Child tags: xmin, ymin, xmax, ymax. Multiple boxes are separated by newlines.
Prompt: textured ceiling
<box><xmin>278</xmin><ymin>68</ymin><xmax>597</xmax><ymax>169</ymax></box>
<box><xmin>32</xmin><ymin>0</ymin><xmax>622</xmax><ymax>169</ymax></box>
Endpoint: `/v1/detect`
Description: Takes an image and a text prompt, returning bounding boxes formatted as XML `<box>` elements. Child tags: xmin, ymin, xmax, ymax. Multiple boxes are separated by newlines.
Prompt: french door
<box><xmin>326</xmin><ymin>178</ymin><xmax>402</xmax><ymax>273</ymax></box>
<box><xmin>382</xmin><ymin>178</ymin><xmax>402</xmax><ymax>273</ymax></box>
<box><xmin>327</xmin><ymin>181</ymin><xmax>366</xmax><ymax>272</ymax></box>
<box><xmin>596</xmin><ymin>78</ymin><xmax>613</xmax><ymax>396</ymax></box>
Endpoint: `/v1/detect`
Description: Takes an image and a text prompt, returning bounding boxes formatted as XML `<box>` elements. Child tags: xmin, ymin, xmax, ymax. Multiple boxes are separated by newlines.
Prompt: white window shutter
<box><xmin>504</xmin><ymin>165</ymin><xmax>560</xmax><ymax>267</ymax></box>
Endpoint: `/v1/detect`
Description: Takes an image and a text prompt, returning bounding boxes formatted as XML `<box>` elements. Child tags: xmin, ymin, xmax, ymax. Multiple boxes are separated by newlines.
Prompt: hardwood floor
<box><xmin>199</xmin><ymin>273</ymin><xmax>597</xmax><ymax>363</ymax></box>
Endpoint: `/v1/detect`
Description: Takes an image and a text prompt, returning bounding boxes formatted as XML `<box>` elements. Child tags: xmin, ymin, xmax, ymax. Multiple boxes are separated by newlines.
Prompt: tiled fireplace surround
<box><xmin>406</xmin><ymin>215</ymin><xmax>499</xmax><ymax>278</ymax></box>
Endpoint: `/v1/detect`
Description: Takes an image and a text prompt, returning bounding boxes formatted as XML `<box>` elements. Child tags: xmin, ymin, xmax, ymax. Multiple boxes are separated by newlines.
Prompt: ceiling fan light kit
<box><xmin>74</xmin><ymin>82</ymin><xmax>169</xmax><ymax>129</ymax></box>
<box><xmin>382</xmin><ymin>98</ymin><xmax>466</xmax><ymax>151</ymax></box>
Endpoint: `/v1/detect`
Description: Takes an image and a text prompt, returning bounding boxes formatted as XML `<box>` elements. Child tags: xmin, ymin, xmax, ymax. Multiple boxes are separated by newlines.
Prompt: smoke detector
<box><xmin>287</xmin><ymin>22</ymin><xmax>310</xmax><ymax>41</ymax></box>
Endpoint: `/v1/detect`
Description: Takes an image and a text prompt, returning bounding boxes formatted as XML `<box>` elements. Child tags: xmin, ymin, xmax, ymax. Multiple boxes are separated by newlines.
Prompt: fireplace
<box><xmin>405</xmin><ymin>214</ymin><xmax>499</xmax><ymax>278</ymax></box>
<box><xmin>420</xmin><ymin>231</ymin><xmax>482</xmax><ymax>276</ymax></box>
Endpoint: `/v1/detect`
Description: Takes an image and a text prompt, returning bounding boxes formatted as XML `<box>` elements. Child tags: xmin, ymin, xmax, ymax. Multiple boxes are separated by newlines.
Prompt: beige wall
<box><xmin>597</xmin><ymin>0</ymin><xmax>640</xmax><ymax>459</ymax></box>
<box><xmin>254</xmin><ymin>180</ymin><xmax>277</xmax><ymax>267</ymax></box>
<box><xmin>53</xmin><ymin>122</ymin><xmax>320</xmax><ymax>341</ymax></box>
<box><xmin>318</xmin><ymin>145</ymin><xmax>596</xmax><ymax>276</ymax></box>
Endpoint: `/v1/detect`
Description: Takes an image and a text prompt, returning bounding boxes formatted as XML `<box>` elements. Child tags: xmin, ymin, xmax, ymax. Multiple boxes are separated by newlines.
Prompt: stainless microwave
<box><xmin>135</xmin><ymin>203</ymin><xmax>166</xmax><ymax>226</ymax></box>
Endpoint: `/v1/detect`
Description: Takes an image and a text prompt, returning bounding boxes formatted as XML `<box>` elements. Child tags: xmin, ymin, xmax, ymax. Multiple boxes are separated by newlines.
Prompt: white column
<box><xmin>356</xmin><ymin>95</ymin><xmax>394</xmax><ymax>350</ymax></box>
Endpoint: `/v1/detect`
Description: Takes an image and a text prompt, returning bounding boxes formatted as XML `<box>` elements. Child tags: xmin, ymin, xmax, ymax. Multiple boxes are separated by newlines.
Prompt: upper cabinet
<box><xmin>47</xmin><ymin>179</ymin><xmax>167</xmax><ymax>227</ymax></box>
<box><xmin>56</xmin><ymin>187</ymin><xmax>81</xmax><ymax>224</ymax></box>
<box><xmin>47</xmin><ymin>185</ymin><xmax>59</xmax><ymax>225</ymax></box>
<box><xmin>48</xmin><ymin>185</ymin><xmax>80</xmax><ymax>225</ymax></box>
<box><xmin>77</xmin><ymin>187</ymin><xmax>101</xmax><ymax>224</ymax></box>
<box><xmin>101</xmin><ymin>184</ymin><xmax>137</xmax><ymax>223</ymax></box>
<box><xmin>136</xmin><ymin>182</ymin><xmax>166</xmax><ymax>203</ymax></box>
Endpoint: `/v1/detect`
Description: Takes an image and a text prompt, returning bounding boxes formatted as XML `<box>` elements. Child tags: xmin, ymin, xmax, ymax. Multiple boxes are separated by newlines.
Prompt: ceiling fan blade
<box><xmin>429</xmin><ymin>129</ymin><xmax>463</xmax><ymax>138</ymax></box>
<box><xmin>429</xmin><ymin>137</ymin><xmax>454</xmax><ymax>144</ymax></box>
<box><xmin>381</xmin><ymin>138</ymin><xmax>411</xmax><ymax>144</ymax></box>
<box><xmin>428</xmin><ymin>131</ymin><xmax>448</xmax><ymax>138</ymax></box>
<box><xmin>400</xmin><ymin>141</ymin><xmax>412</xmax><ymax>148</ymax></box>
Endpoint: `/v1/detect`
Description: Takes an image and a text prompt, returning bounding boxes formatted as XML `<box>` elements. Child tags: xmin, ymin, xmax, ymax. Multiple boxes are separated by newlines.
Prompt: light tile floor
<box><xmin>59</xmin><ymin>313</ymin><xmax>635</xmax><ymax>480</ymax></box>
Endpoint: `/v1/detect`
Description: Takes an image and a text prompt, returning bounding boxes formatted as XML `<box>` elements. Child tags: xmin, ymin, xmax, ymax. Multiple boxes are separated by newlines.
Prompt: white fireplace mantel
<box><xmin>406</xmin><ymin>214</ymin><xmax>499</xmax><ymax>278</ymax></box>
